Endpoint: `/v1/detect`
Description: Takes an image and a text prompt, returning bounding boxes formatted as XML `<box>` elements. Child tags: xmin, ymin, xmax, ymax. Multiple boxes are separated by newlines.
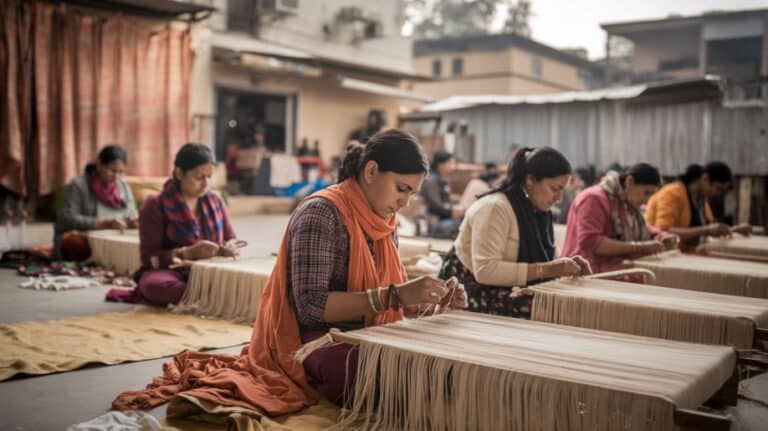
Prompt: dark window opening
<box><xmin>432</xmin><ymin>59</ymin><xmax>442</xmax><ymax>77</ymax></box>
<box><xmin>216</xmin><ymin>88</ymin><xmax>289</xmax><ymax>195</ymax></box>
<box><xmin>452</xmin><ymin>57</ymin><xmax>463</xmax><ymax>76</ymax></box>
<box><xmin>706</xmin><ymin>37</ymin><xmax>762</xmax><ymax>81</ymax></box>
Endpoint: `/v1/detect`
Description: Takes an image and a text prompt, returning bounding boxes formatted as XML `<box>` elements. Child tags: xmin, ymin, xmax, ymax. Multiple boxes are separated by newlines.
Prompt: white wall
<box><xmin>207</xmin><ymin>0</ymin><xmax>413</xmax><ymax>75</ymax></box>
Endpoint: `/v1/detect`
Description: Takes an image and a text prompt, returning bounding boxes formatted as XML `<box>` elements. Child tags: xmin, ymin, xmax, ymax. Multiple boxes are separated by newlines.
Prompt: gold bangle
<box><xmin>536</xmin><ymin>264</ymin><xmax>543</xmax><ymax>280</ymax></box>
<box><xmin>366</xmin><ymin>289</ymin><xmax>375</xmax><ymax>312</ymax></box>
<box><xmin>373</xmin><ymin>288</ymin><xmax>384</xmax><ymax>312</ymax></box>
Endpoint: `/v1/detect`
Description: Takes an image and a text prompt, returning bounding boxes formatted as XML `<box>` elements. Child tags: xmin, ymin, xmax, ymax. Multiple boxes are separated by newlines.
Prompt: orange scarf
<box><xmin>113</xmin><ymin>179</ymin><xmax>407</xmax><ymax>416</ymax></box>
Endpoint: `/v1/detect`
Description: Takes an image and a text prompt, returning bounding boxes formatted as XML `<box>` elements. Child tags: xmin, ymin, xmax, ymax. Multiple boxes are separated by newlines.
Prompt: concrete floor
<box><xmin>0</xmin><ymin>215</ymin><xmax>289</xmax><ymax>430</ymax></box>
<box><xmin>1</xmin><ymin>214</ymin><xmax>767</xmax><ymax>429</ymax></box>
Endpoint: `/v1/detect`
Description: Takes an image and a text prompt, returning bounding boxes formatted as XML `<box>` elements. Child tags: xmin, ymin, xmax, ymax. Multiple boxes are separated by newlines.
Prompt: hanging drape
<box><xmin>1</xmin><ymin>0</ymin><xmax>191</xmax><ymax>197</ymax></box>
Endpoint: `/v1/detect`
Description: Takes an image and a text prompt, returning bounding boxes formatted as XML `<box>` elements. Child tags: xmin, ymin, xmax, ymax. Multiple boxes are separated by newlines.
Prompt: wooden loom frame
<box><xmin>531</xmin><ymin>268</ymin><xmax>768</xmax><ymax>352</ymax></box>
<box><xmin>325</xmin><ymin>327</ymin><xmax>739</xmax><ymax>431</ymax></box>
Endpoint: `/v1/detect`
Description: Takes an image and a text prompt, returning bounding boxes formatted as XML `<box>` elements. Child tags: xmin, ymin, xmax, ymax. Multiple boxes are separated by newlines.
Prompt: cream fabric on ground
<box><xmin>531</xmin><ymin>278</ymin><xmax>768</xmax><ymax>348</ymax></box>
<box><xmin>173</xmin><ymin>257</ymin><xmax>276</xmax><ymax>324</ymax></box>
<box><xmin>632</xmin><ymin>250</ymin><xmax>768</xmax><ymax>298</ymax></box>
<box><xmin>162</xmin><ymin>393</ymin><xmax>343</xmax><ymax>431</ymax></box>
<box><xmin>19</xmin><ymin>275</ymin><xmax>101</xmax><ymax>291</ymax></box>
<box><xmin>67</xmin><ymin>411</ymin><xmax>162</xmax><ymax>431</ymax></box>
<box><xmin>333</xmin><ymin>311</ymin><xmax>736</xmax><ymax>431</ymax></box>
<box><xmin>0</xmin><ymin>307</ymin><xmax>252</xmax><ymax>380</ymax></box>
<box><xmin>88</xmin><ymin>229</ymin><xmax>141</xmax><ymax>275</ymax></box>
<box><xmin>698</xmin><ymin>236</ymin><xmax>768</xmax><ymax>263</ymax></box>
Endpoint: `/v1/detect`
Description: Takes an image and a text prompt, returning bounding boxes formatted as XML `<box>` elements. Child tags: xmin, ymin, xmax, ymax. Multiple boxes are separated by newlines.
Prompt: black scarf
<box><xmin>505</xmin><ymin>186</ymin><xmax>555</xmax><ymax>263</ymax></box>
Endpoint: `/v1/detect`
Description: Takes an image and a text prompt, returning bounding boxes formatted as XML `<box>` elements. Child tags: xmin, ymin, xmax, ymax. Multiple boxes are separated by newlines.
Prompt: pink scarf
<box><xmin>89</xmin><ymin>172</ymin><xmax>125</xmax><ymax>209</ymax></box>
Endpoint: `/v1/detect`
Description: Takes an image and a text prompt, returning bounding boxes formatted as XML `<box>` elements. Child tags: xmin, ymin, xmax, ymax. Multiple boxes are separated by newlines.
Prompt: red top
<box><xmin>562</xmin><ymin>185</ymin><xmax>663</xmax><ymax>278</ymax></box>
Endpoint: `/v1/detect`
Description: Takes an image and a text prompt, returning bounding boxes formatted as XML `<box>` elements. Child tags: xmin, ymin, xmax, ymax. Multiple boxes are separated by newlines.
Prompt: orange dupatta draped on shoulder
<box><xmin>112</xmin><ymin>179</ymin><xmax>407</xmax><ymax>416</ymax></box>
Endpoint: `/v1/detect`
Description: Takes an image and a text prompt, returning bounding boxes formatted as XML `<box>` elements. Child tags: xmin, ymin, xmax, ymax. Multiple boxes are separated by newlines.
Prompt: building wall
<box><xmin>188</xmin><ymin>1</ymin><xmax>421</xmax><ymax>164</ymax></box>
<box><xmin>630</xmin><ymin>29</ymin><xmax>700</xmax><ymax>78</ymax></box>
<box><xmin>413</xmin><ymin>50</ymin><xmax>511</xmax><ymax>78</ymax></box>
<box><xmin>208</xmin><ymin>0</ymin><xmax>413</xmax><ymax>76</ymax></box>
<box><xmin>207</xmin><ymin>63</ymin><xmax>407</xmax><ymax>163</ymax></box>
<box><xmin>510</xmin><ymin>47</ymin><xmax>586</xmax><ymax>90</ymax></box>
<box><xmin>412</xmin><ymin>46</ymin><xmax>593</xmax><ymax>98</ymax></box>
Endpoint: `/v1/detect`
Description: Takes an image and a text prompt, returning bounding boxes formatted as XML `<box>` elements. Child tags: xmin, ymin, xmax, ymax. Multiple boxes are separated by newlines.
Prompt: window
<box><xmin>531</xmin><ymin>56</ymin><xmax>542</xmax><ymax>77</ymax></box>
<box><xmin>432</xmin><ymin>59</ymin><xmax>442</xmax><ymax>77</ymax></box>
<box><xmin>228</xmin><ymin>0</ymin><xmax>257</xmax><ymax>33</ymax></box>
<box><xmin>452</xmin><ymin>57</ymin><xmax>463</xmax><ymax>76</ymax></box>
<box><xmin>705</xmin><ymin>37</ymin><xmax>762</xmax><ymax>81</ymax></box>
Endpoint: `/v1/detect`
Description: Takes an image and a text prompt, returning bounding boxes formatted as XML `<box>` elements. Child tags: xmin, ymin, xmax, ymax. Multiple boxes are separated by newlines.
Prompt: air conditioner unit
<box><xmin>261</xmin><ymin>0</ymin><xmax>299</xmax><ymax>15</ymax></box>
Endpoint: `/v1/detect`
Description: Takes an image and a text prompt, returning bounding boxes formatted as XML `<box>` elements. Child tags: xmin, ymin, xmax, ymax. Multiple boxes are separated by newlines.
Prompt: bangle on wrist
<box><xmin>390</xmin><ymin>284</ymin><xmax>403</xmax><ymax>309</ymax></box>
<box><xmin>366</xmin><ymin>289</ymin><xmax>378</xmax><ymax>313</ymax></box>
<box><xmin>374</xmin><ymin>287</ymin><xmax>385</xmax><ymax>312</ymax></box>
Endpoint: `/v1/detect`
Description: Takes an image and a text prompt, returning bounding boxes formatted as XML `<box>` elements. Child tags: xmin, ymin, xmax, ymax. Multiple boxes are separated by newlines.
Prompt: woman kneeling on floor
<box><xmin>54</xmin><ymin>145</ymin><xmax>138</xmax><ymax>261</ymax></box>
<box><xmin>113</xmin><ymin>129</ymin><xmax>468</xmax><ymax>419</ymax></box>
<box><xmin>124</xmin><ymin>143</ymin><xmax>239</xmax><ymax>305</ymax></box>
<box><xmin>561</xmin><ymin>163</ymin><xmax>679</xmax><ymax>282</ymax></box>
<box><xmin>439</xmin><ymin>147</ymin><xmax>591</xmax><ymax>319</ymax></box>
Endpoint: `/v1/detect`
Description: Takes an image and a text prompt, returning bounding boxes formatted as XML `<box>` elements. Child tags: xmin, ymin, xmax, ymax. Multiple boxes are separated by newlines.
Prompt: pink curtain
<box><xmin>1</xmin><ymin>0</ymin><xmax>191</xmax><ymax>196</ymax></box>
<box><xmin>0</xmin><ymin>0</ymin><xmax>33</xmax><ymax>195</ymax></box>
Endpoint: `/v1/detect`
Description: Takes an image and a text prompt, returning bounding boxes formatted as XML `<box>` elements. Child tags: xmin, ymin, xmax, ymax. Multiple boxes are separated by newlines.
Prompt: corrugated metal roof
<box><xmin>420</xmin><ymin>76</ymin><xmax>723</xmax><ymax>112</ymax></box>
<box><xmin>421</xmin><ymin>85</ymin><xmax>646</xmax><ymax>112</ymax></box>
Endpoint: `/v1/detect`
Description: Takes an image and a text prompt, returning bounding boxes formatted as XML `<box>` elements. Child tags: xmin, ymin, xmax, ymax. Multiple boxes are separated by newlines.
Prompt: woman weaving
<box><xmin>561</xmin><ymin>163</ymin><xmax>679</xmax><ymax>282</ymax></box>
<box><xmin>54</xmin><ymin>145</ymin><xmax>138</xmax><ymax>261</ymax></box>
<box><xmin>113</xmin><ymin>130</ymin><xmax>468</xmax><ymax>418</ymax></box>
<box><xmin>645</xmin><ymin>162</ymin><xmax>750</xmax><ymax>251</ymax></box>
<box><xmin>439</xmin><ymin>147</ymin><xmax>591</xmax><ymax>318</ymax></box>
<box><xmin>109</xmin><ymin>143</ymin><xmax>240</xmax><ymax>305</ymax></box>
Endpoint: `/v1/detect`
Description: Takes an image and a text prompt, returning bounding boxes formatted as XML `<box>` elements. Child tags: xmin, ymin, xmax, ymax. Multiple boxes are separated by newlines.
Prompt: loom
<box><xmin>631</xmin><ymin>250</ymin><xmax>768</xmax><ymax>298</ymax></box>
<box><xmin>398</xmin><ymin>237</ymin><xmax>454</xmax><ymax>258</ymax></box>
<box><xmin>531</xmin><ymin>277</ymin><xmax>768</xmax><ymax>350</ymax></box>
<box><xmin>697</xmin><ymin>236</ymin><xmax>768</xmax><ymax>263</ymax></box>
<box><xmin>306</xmin><ymin>312</ymin><xmax>738</xmax><ymax>431</ymax></box>
<box><xmin>172</xmin><ymin>256</ymin><xmax>276</xmax><ymax>324</ymax></box>
<box><xmin>398</xmin><ymin>237</ymin><xmax>454</xmax><ymax>279</ymax></box>
<box><xmin>87</xmin><ymin>229</ymin><xmax>141</xmax><ymax>275</ymax></box>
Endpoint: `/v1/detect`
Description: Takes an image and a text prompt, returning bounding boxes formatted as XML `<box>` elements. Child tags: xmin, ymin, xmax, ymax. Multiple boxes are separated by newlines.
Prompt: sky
<box><xmin>516</xmin><ymin>0</ymin><xmax>768</xmax><ymax>59</ymax></box>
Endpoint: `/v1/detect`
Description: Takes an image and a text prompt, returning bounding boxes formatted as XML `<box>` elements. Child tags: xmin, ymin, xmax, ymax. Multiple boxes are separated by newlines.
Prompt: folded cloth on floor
<box><xmin>67</xmin><ymin>411</ymin><xmax>162</xmax><ymax>431</ymax></box>
<box><xmin>19</xmin><ymin>275</ymin><xmax>101</xmax><ymax>291</ymax></box>
<box><xmin>161</xmin><ymin>393</ymin><xmax>342</xmax><ymax>431</ymax></box>
<box><xmin>0</xmin><ymin>307</ymin><xmax>252</xmax><ymax>380</ymax></box>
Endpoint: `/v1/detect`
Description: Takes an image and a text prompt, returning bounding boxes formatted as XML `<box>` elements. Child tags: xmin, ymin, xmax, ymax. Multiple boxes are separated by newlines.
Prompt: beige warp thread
<box><xmin>632</xmin><ymin>250</ymin><xmax>768</xmax><ymax>298</ymax></box>
<box><xmin>531</xmin><ymin>278</ymin><xmax>768</xmax><ymax>349</ymax></box>
<box><xmin>697</xmin><ymin>236</ymin><xmax>768</xmax><ymax>263</ymax></box>
<box><xmin>87</xmin><ymin>229</ymin><xmax>141</xmax><ymax>275</ymax></box>
<box><xmin>172</xmin><ymin>256</ymin><xmax>277</xmax><ymax>324</ymax></box>
<box><xmin>326</xmin><ymin>312</ymin><xmax>735</xmax><ymax>431</ymax></box>
<box><xmin>398</xmin><ymin>237</ymin><xmax>453</xmax><ymax>258</ymax></box>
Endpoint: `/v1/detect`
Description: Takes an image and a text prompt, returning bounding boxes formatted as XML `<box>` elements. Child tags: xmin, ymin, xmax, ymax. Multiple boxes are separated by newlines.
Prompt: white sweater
<box><xmin>454</xmin><ymin>192</ymin><xmax>529</xmax><ymax>287</ymax></box>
